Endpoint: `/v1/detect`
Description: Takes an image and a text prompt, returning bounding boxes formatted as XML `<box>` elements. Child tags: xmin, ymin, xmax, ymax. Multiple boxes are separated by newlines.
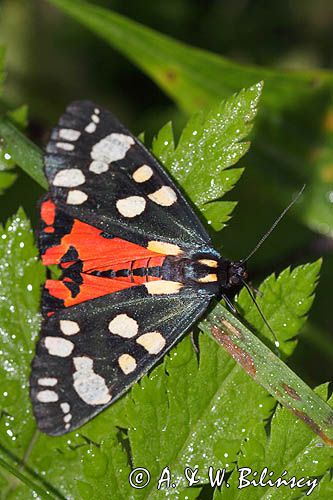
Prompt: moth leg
<box><xmin>248</xmin><ymin>282</ymin><xmax>263</xmax><ymax>298</ymax></box>
<box><xmin>190</xmin><ymin>331</ymin><xmax>199</xmax><ymax>355</ymax></box>
<box><xmin>221</xmin><ymin>294</ymin><xmax>237</xmax><ymax>314</ymax></box>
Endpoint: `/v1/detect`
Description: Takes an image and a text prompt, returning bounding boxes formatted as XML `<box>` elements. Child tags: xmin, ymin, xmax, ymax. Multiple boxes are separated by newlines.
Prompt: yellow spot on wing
<box><xmin>118</xmin><ymin>354</ymin><xmax>137</xmax><ymax>374</ymax></box>
<box><xmin>132</xmin><ymin>164</ymin><xmax>153</xmax><ymax>183</ymax></box>
<box><xmin>197</xmin><ymin>274</ymin><xmax>218</xmax><ymax>283</ymax></box>
<box><xmin>198</xmin><ymin>259</ymin><xmax>218</xmax><ymax>268</ymax></box>
<box><xmin>136</xmin><ymin>331</ymin><xmax>166</xmax><ymax>354</ymax></box>
<box><xmin>147</xmin><ymin>241</ymin><xmax>182</xmax><ymax>255</ymax></box>
<box><xmin>144</xmin><ymin>280</ymin><xmax>183</xmax><ymax>295</ymax></box>
<box><xmin>148</xmin><ymin>186</ymin><xmax>177</xmax><ymax>206</ymax></box>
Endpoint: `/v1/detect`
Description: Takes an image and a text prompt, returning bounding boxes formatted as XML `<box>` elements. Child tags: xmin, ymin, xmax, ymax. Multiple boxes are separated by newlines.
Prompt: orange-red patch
<box><xmin>42</xmin><ymin>219</ymin><xmax>164</xmax><ymax>271</ymax></box>
<box><xmin>41</xmin><ymin>199</ymin><xmax>56</xmax><ymax>226</ymax></box>
<box><xmin>45</xmin><ymin>274</ymin><xmax>138</xmax><ymax>308</ymax></box>
<box><xmin>42</xmin><ymin>217</ymin><xmax>170</xmax><ymax>307</ymax></box>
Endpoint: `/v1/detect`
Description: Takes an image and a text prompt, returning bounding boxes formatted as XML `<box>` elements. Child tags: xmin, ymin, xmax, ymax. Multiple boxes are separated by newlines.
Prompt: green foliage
<box><xmin>0</xmin><ymin>117</ymin><xmax>47</xmax><ymax>190</ymax></box>
<box><xmin>0</xmin><ymin>149</ymin><xmax>17</xmax><ymax>194</ymax></box>
<box><xmin>48</xmin><ymin>0</ymin><xmax>333</xmax><ymax>240</ymax></box>
<box><xmin>0</xmin><ymin>106</ymin><xmax>30</xmax><ymax>194</ymax></box>
<box><xmin>216</xmin><ymin>384</ymin><xmax>333</xmax><ymax>499</ymax></box>
<box><xmin>237</xmin><ymin>261</ymin><xmax>321</xmax><ymax>357</ymax></box>
<box><xmin>0</xmin><ymin>49</ymin><xmax>45</xmax><ymax>193</ymax></box>
<box><xmin>47</xmin><ymin>0</ymin><xmax>327</xmax><ymax>112</ymax></box>
<box><xmin>0</xmin><ymin>49</ymin><xmax>17</xmax><ymax>194</ymax></box>
<box><xmin>152</xmin><ymin>83</ymin><xmax>262</xmax><ymax>230</ymax></box>
<box><xmin>0</xmin><ymin>210</ymin><xmax>45</xmax><ymax>495</ymax></box>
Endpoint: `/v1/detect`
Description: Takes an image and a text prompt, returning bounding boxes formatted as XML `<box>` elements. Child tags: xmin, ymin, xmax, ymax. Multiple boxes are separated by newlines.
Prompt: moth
<box><xmin>30</xmin><ymin>101</ymin><xmax>248</xmax><ymax>435</ymax></box>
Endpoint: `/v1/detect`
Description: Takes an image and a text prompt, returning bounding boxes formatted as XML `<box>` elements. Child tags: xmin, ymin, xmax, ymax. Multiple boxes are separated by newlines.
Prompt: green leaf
<box><xmin>47</xmin><ymin>0</ymin><xmax>331</xmax><ymax>113</ymax></box>
<box><xmin>0</xmin><ymin>52</ymin><xmax>32</xmax><ymax>196</ymax></box>
<box><xmin>0</xmin><ymin>117</ymin><xmax>47</xmax><ymax>189</ymax></box>
<box><xmin>0</xmin><ymin>209</ymin><xmax>47</xmax><ymax>495</ymax></box>
<box><xmin>201</xmin><ymin>261</ymin><xmax>333</xmax><ymax>439</ymax></box>
<box><xmin>152</xmin><ymin>83</ymin><xmax>262</xmax><ymax>230</ymax></box>
<box><xmin>0</xmin><ymin>456</ymin><xmax>52</xmax><ymax>500</ymax></box>
<box><xmin>237</xmin><ymin>260</ymin><xmax>321</xmax><ymax>357</ymax></box>
<box><xmin>0</xmin><ymin>144</ymin><xmax>17</xmax><ymax>195</ymax></box>
<box><xmin>200</xmin><ymin>268</ymin><xmax>333</xmax><ymax>458</ymax></box>
<box><xmin>0</xmin><ymin>49</ymin><xmax>18</xmax><ymax>195</ymax></box>
<box><xmin>7</xmin><ymin>104</ymin><xmax>29</xmax><ymax>129</ymax></box>
<box><xmin>48</xmin><ymin>0</ymin><xmax>333</xmax><ymax>237</ymax></box>
<box><xmin>219</xmin><ymin>384</ymin><xmax>333</xmax><ymax>499</ymax></box>
<box><xmin>0</xmin><ymin>170</ymin><xmax>17</xmax><ymax>193</ymax></box>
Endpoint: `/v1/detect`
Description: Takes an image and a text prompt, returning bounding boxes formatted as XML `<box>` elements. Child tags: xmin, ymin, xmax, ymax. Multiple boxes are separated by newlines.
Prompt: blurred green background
<box><xmin>0</xmin><ymin>0</ymin><xmax>332</xmax><ymax>386</ymax></box>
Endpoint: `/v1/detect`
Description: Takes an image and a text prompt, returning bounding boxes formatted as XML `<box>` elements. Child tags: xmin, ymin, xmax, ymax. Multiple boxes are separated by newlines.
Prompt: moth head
<box><xmin>227</xmin><ymin>260</ymin><xmax>248</xmax><ymax>288</ymax></box>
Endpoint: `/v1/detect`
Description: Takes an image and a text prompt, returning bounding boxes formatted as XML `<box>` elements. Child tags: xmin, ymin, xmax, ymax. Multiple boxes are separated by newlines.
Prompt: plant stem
<box><xmin>201</xmin><ymin>303</ymin><xmax>333</xmax><ymax>446</ymax></box>
<box><xmin>0</xmin><ymin>456</ymin><xmax>53</xmax><ymax>499</ymax></box>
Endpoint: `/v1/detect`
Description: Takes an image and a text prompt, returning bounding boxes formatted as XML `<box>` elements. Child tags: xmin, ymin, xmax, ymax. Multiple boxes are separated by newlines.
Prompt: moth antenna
<box><xmin>241</xmin><ymin>279</ymin><xmax>280</xmax><ymax>354</ymax></box>
<box><xmin>242</xmin><ymin>185</ymin><xmax>305</xmax><ymax>263</ymax></box>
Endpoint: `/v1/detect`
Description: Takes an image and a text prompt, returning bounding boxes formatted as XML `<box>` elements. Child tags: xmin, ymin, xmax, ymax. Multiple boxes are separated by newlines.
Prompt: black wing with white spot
<box><xmin>30</xmin><ymin>286</ymin><xmax>212</xmax><ymax>436</ymax></box>
<box><xmin>44</xmin><ymin>101</ymin><xmax>212</xmax><ymax>253</ymax></box>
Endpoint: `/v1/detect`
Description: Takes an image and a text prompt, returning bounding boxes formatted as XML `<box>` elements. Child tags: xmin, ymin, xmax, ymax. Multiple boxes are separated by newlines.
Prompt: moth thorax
<box><xmin>161</xmin><ymin>256</ymin><xmax>217</xmax><ymax>285</ymax></box>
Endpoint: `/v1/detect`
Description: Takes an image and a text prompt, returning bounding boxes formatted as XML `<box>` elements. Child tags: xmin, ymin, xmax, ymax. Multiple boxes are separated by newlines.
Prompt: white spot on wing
<box><xmin>116</xmin><ymin>196</ymin><xmax>146</xmax><ymax>218</ymax></box>
<box><xmin>66</xmin><ymin>190</ymin><xmax>88</xmax><ymax>205</ymax></box>
<box><xmin>118</xmin><ymin>354</ymin><xmax>137</xmax><ymax>374</ymax></box>
<box><xmin>85</xmin><ymin>122</ymin><xmax>96</xmax><ymax>134</ymax></box>
<box><xmin>108</xmin><ymin>314</ymin><xmax>138</xmax><ymax>338</ymax></box>
<box><xmin>132</xmin><ymin>164</ymin><xmax>153</xmax><ymax>183</ymax></box>
<box><xmin>37</xmin><ymin>390</ymin><xmax>59</xmax><ymax>403</ymax></box>
<box><xmin>73</xmin><ymin>356</ymin><xmax>111</xmax><ymax>405</ymax></box>
<box><xmin>53</xmin><ymin>169</ymin><xmax>85</xmax><ymax>188</ymax></box>
<box><xmin>60</xmin><ymin>402</ymin><xmax>70</xmax><ymax>414</ymax></box>
<box><xmin>38</xmin><ymin>378</ymin><xmax>57</xmax><ymax>387</ymax></box>
<box><xmin>65</xmin><ymin>423</ymin><xmax>70</xmax><ymax>430</ymax></box>
<box><xmin>60</xmin><ymin>320</ymin><xmax>80</xmax><ymax>336</ymax></box>
<box><xmin>91</xmin><ymin>133</ymin><xmax>134</xmax><ymax>163</ymax></box>
<box><xmin>59</xmin><ymin>129</ymin><xmax>81</xmax><ymax>141</ymax></box>
<box><xmin>74</xmin><ymin>357</ymin><xmax>93</xmax><ymax>371</ymax></box>
<box><xmin>85</xmin><ymin>111</ymin><xmax>101</xmax><ymax>134</ymax></box>
<box><xmin>44</xmin><ymin>337</ymin><xmax>74</xmax><ymax>357</ymax></box>
<box><xmin>56</xmin><ymin>142</ymin><xmax>75</xmax><ymax>151</ymax></box>
<box><xmin>89</xmin><ymin>160</ymin><xmax>109</xmax><ymax>174</ymax></box>
<box><xmin>64</xmin><ymin>413</ymin><xmax>72</xmax><ymax>423</ymax></box>
<box><xmin>148</xmin><ymin>186</ymin><xmax>177</xmax><ymax>206</ymax></box>
<box><xmin>136</xmin><ymin>331</ymin><xmax>166</xmax><ymax>354</ymax></box>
